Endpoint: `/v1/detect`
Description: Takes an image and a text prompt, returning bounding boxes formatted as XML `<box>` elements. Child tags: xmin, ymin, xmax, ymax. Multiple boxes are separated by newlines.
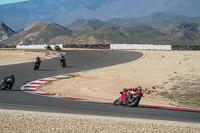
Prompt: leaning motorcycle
<box><xmin>0</xmin><ymin>80</ymin><xmax>7</xmax><ymax>90</ymax></box>
<box><xmin>33</xmin><ymin>62</ymin><xmax>40</xmax><ymax>70</ymax></box>
<box><xmin>0</xmin><ymin>77</ymin><xmax>14</xmax><ymax>90</ymax></box>
<box><xmin>113</xmin><ymin>88</ymin><xmax>143</xmax><ymax>107</ymax></box>
<box><xmin>59</xmin><ymin>58</ymin><xmax>66</xmax><ymax>67</ymax></box>
<box><xmin>54</xmin><ymin>45</ymin><xmax>62</xmax><ymax>51</ymax></box>
<box><xmin>46</xmin><ymin>45</ymin><xmax>52</xmax><ymax>50</ymax></box>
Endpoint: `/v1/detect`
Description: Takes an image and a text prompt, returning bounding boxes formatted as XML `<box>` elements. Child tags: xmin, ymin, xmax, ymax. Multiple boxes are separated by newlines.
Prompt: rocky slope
<box><xmin>1</xmin><ymin>22</ymin><xmax>72</xmax><ymax>46</ymax></box>
<box><xmin>0</xmin><ymin>21</ymin><xmax>16</xmax><ymax>42</ymax></box>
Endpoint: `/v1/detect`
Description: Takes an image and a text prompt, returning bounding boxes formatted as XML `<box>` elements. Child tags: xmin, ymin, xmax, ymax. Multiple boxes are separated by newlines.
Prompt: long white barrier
<box><xmin>16</xmin><ymin>44</ymin><xmax>63</xmax><ymax>49</ymax></box>
<box><xmin>110</xmin><ymin>44</ymin><xmax>172</xmax><ymax>51</ymax></box>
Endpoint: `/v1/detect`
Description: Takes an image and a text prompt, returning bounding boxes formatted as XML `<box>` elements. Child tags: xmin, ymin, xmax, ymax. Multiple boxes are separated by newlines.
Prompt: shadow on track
<box><xmin>37</xmin><ymin>69</ymin><xmax>56</xmax><ymax>71</ymax></box>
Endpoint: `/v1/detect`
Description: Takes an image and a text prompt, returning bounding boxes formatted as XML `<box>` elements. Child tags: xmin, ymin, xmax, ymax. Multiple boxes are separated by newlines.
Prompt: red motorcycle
<box><xmin>113</xmin><ymin>87</ymin><xmax>143</xmax><ymax>107</ymax></box>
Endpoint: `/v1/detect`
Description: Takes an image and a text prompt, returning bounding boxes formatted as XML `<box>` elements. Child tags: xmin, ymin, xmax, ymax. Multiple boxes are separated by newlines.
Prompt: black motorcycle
<box><xmin>0</xmin><ymin>75</ymin><xmax>15</xmax><ymax>90</ymax></box>
<box><xmin>54</xmin><ymin>45</ymin><xmax>62</xmax><ymax>51</ymax></box>
<box><xmin>60</xmin><ymin>58</ymin><xmax>66</xmax><ymax>67</ymax></box>
<box><xmin>33</xmin><ymin>62</ymin><xmax>40</xmax><ymax>70</ymax></box>
<box><xmin>46</xmin><ymin>45</ymin><xmax>52</xmax><ymax>50</ymax></box>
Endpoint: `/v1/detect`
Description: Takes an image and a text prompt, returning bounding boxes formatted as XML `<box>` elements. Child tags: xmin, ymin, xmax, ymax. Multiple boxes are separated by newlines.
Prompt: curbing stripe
<box><xmin>24</xmin><ymin>86</ymin><xmax>37</xmax><ymax>88</ymax></box>
<box><xmin>30</xmin><ymin>83</ymin><xmax>43</xmax><ymax>85</ymax></box>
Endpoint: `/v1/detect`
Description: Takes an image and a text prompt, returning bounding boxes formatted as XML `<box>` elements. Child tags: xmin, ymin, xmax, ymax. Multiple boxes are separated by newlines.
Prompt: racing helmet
<box><xmin>137</xmin><ymin>86</ymin><xmax>142</xmax><ymax>91</ymax></box>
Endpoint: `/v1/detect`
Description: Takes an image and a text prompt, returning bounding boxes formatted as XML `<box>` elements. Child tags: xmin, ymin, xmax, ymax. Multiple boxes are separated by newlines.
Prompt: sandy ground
<box><xmin>40</xmin><ymin>50</ymin><xmax>200</xmax><ymax>109</ymax></box>
<box><xmin>0</xmin><ymin>49</ymin><xmax>56</xmax><ymax>66</ymax></box>
<box><xmin>0</xmin><ymin>109</ymin><xmax>200</xmax><ymax>133</ymax></box>
<box><xmin>0</xmin><ymin>49</ymin><xmax>200</xmax><ymax>132</ymax></box>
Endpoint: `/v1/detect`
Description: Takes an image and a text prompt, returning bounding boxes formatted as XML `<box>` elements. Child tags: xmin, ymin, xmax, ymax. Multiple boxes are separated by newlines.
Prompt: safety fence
<box><xmin>110</xmin><ymin>44</ymin><xmax>172</xmax><ymax>51</ymax></box>
<box><xmin>16</xmin><ymin>44</ymin><xmax>63</xmax><ymax>49</ymax></box>
<box><xmin>9</xmin><ymin>44</ymin><xmax>200</xmax><ymax>51</ymax></box>
<box><xmin>63</xmin><ymin>44</ymin><xmax>110</xmax><ymax>49</ymax></box>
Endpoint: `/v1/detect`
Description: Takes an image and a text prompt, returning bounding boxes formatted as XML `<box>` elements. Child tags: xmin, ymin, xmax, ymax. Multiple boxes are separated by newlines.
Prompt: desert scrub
<box><xmin>160</xmin><ymin>76</ymin><xmax>200</xmax><ymax>109</ymax></box>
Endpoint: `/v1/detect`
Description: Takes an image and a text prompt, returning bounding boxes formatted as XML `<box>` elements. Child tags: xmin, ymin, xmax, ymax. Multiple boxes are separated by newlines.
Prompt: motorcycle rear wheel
<box><xmin>127</xmin><ymin>96</ymin><xmax>140</xmax><ymax>107</ymax></box>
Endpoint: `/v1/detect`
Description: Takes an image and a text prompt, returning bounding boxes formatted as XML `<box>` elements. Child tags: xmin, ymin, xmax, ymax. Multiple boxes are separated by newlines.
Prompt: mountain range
<box><xmin>1</xmin><ymin>18</ymin><xmax>200</xmax><ymax>46</ymax></box>
<box><xmin>0</xmin><ymin>0</ymin><xmax>200</xmax><ymax>31</ymax></box>
<box><xmin>67</xmin><ymin>12</ymin><xmax>199</xmax><ymax>30</ymax></box>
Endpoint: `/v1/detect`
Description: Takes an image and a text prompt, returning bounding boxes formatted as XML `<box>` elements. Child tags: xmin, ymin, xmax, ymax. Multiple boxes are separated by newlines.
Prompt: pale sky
<box><xmin>0</xmin><ymin>0</ymin><xmax>29</xmax><ymax>5</ymax></box>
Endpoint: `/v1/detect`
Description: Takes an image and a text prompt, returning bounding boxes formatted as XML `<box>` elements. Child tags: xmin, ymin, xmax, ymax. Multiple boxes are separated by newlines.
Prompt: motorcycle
<box><xmin>46</xmin><ymin>45</ymin><xmax>52</xmax><ymax>50</ymax></box>
<box><xmin>54</xmin><ymin>45</ymin><xmax>62</xmax><ymax>51</ymax></box>
<box><xmin>59</xmin><ymin>58</ymin><xmax>66</xmax><ymax>67</ymax></box>
<box><xmin>0</xmin><ymin>76</ymin><xmax>15</xmax><ymax>90</ymax></box>
<box><xmin>0</xmin><ymin>80</ymin><xmax>8</xmax><ymax>90</ymax></box>
<box><xmin>33</xmin><ymin>62</ymin><xmax>40</xmax><ymax>70</ymax></box>
<box><xmin>113</xmin><ymin>88</ymin><xmax>143</xmax><ymax>107</ymax></box>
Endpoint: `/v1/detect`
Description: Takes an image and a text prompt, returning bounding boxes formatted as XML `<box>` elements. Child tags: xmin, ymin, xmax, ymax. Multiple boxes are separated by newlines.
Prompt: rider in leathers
<box><xmin>34</xmin><ymin>56</ymin><xmax>42</xmax><ymax>65</ymax></box>
<box><xmin>58</xmin><ymin>54</ymin><xmax>65</xmax><ymax>65</ymax></box>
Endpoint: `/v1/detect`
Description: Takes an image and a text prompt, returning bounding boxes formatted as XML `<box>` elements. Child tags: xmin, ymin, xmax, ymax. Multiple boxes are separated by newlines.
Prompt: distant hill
<box><xmin>35</xmin><ymin>25</ymin><xmax>166</xmax><ymax>45</ymax></box>
<box><xmin>2</xmin><ymin>20</ymin><xmax>200</xmax><ymax>46</ymax></box>
<box><xmin>1</xmin><ymin>0</ymin><xmax>200</xmax><ymax>31</ymax></box>
<box><xmin>157</xmin><ymin>21</ymin><xmax>200</xmax><ymax>45</ymax></box>
<box><xmin>67</xmin><ymin>19</ymin><xmax>119</xmax><ymax>30</ymax></box>
<box><xmin>107</xmin><ymin>12</ymin><xmax>200</xmax><ymax>28</ymax></box>
<box><xmin>1</xmin><ymin>22</ymin><xmax>72</xmax><ymax>46</ymax></box>
<box><xmin>159</xmin><ymin>21</ymin><xmax>200</xmax><ymax>34</ymax></box>
<box><xmin>66</xmin><ymin>12</ymin><xmax>200</xmax><ymax>30</ymax></box>
<box><xmin>0</xmin><ymin>21</ymin><xmax>16</xmax><ymax>42</ymax></box>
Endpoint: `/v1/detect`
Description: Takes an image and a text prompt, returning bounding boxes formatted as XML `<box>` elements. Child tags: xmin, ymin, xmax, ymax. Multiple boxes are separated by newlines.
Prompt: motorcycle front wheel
<box><xmin>113</xmin><ymin>98</ymin><xmax>120</xmax><ymax>106</ymax></box>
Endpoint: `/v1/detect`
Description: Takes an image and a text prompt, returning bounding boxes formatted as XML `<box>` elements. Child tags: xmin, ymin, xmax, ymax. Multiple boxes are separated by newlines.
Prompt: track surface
<box><xmin>0</xmin><ymin>50</ymin><xmax>199</xmax><ymax>123</ymax></box>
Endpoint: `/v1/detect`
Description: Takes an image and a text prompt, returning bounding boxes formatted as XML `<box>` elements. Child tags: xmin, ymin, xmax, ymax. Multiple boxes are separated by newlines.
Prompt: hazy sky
<box><xmin>0</xmin><ymin>0</ymin><xmax>28</xmax><ymax>5</ymax></box>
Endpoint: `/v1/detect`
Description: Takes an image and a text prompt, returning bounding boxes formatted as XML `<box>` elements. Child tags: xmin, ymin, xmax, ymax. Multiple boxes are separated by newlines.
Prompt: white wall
<box><xmin>16</xmin><ymin>44</ymin><xmax>63</xmax><ymax>49</ymax></box>
<box><xmin>110</xmin><ymin>44</ymin><xmax>172</xmax><ymax>51</ymax></box>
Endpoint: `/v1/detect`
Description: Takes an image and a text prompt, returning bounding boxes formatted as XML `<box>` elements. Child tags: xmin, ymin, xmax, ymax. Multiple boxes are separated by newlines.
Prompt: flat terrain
<box><xmin>0</xmin><ymin>49</ymin><xmax>199</xmax><ymax>133</ymax></box>
<box><xmin>0</xmin><ymin>109</ymin><xmax>199</xmax><ymax>133</ymax></box>
<box><xmin>0</xmin><ymin>49</ymin><xmax>56</xmax><ymax>66</ymax></box>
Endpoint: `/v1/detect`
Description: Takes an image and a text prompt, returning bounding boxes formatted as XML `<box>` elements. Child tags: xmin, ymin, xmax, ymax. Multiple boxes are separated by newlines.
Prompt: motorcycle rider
<box><xmin>33</xmin><ymin>56</ymin><xmax>42</xmax><ymax>70</ymax></box>
<box><xmin>54</xmin><ymin>44</ymin><xmax>62</xmax><ymax>51</ymax></box>
<box><xmin>120</xmin><ymin>86</ymin><xmax>143</xmax><ymax>106</ymax></box>
<box><xmin>34</xmin><ymin>56</ymin><xmax>42</xmax><ymax>65</ymax></box>
<box><xmin>58</xmin><ymin>54</ymin><xmax>66</xmax><ymax>66</ymax></box>
<box><xmin>5</xmin><ymin>75</ymin><xmax>15</xmax><ymax>90</ymax></box>
<box><xmin>131</xmin><ymin>86</ymin><xmax>143</xmax><ymax>106</ymax></box>
<box><xmin>0</xmin><ymin>75</ymin><xmax>15</xmax><ymax>90</ymax></box>
<box><xmin>46</xmin><ymin>45</ymin><xmax>52</xmax><ymax>50</ymax></box>
<box><xmin>132</xmin><ymin>86</ymin><xmax>143</xmax><ymax>96</ymax></box>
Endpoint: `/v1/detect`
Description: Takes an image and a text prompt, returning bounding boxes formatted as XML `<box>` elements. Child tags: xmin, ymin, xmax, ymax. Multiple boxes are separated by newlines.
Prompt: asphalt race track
<box><xmin>0</xmin><ymin>50</ymin><xmax>199</xmax><ymax>123</ymax></box>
